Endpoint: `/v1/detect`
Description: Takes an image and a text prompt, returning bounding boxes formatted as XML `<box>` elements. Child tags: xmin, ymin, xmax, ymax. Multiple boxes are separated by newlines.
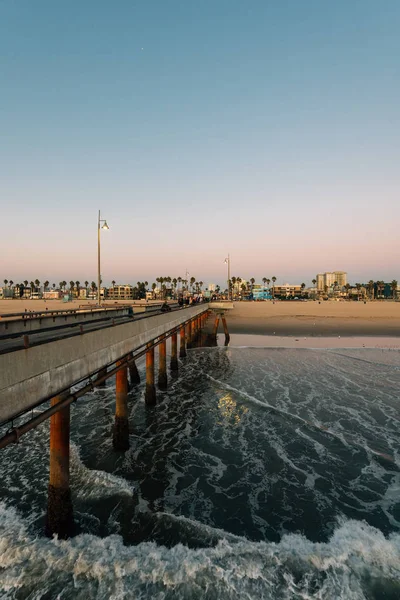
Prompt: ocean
<box><xmin>1</xmin><ymin>338</ymin><xmax>400</xmax><ymax>598</ymax></box>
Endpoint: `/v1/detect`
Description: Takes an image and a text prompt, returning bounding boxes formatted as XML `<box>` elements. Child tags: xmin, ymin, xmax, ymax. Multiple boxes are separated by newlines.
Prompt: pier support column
<box><xmin>158</xmin><ymin>338</ymin><xmax>168</xmax><ymax>390</ymax></box>
<box><xmin>186</xmin><ymin>321</ymin><xmax>192</xmax><ymax>348</ymax></box>
<box><xmin>170</xmin><ymin>331</ymin><xmax>179</xmax><ymax>373</ymax></box>
<box><xmin>179</xmin><ymin>325</ymin><xmax>187</xmax><ymax>358</ymax></box>
<box><xmin>145</xmin><ymin>343</ymin><xmax>157</xmax><ymax>405</ymax></box>
<box><xmin>128</xmin><ymin>352</ymin><xmax>140</xmax><ymax>387</ymax></box>
<box><xmin>213</xmin><ymin>316</ymin><xmax>220</xmax><ymax>336</ymax></box>
<box><xmin>45</xmin><ymin>392</ymin><xmax>74</xmax><ymax>539</ymax></box>
<box><xmin>113</xmin><ymin>361</ymin><xmax>129</xmax><ymax>451</ymax></box>
<box><xmin>222</xmin><ymin>315</ymin><xmax>230</xmax><ymax>345</ymax></box>
<box><xmin>97</xmin><ymin>366</ymin><xmax>107</xmax><ymax>387</ymax></box>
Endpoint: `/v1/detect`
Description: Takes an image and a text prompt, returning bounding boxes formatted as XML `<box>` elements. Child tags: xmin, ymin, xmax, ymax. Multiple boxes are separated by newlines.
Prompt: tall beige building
<box><xmin>316</xmin><ymin>274</ymin><xmax>325</xmax><ymax>291</ymax></box>
<box><xmin>316</xmin><ymin>271</ymin><xmax>347</xmax><ymax>290</ymax></box>
<box><xmin>334</xmin><ymin>271</ymin><xmax>347</xmax><ymax>287</ymax></box>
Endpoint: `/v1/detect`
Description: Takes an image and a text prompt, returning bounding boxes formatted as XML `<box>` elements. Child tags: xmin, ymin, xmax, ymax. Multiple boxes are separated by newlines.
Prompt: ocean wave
<box><xmin>1</xmin><ymin>502</ymin><xmax>400</xmax><ymax>599</ymax></box>
<box><xmin>70</xmin><ymin>444</ymin><xmax>135</xmax><ymax>501</ymax></box>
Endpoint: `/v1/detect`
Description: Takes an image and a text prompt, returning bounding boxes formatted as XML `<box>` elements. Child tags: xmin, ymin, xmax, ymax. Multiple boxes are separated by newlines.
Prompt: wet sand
<box><xmin>222</xmin><ymin>300</ymin><xmax>400</xmax><ymax>337</ymax></box>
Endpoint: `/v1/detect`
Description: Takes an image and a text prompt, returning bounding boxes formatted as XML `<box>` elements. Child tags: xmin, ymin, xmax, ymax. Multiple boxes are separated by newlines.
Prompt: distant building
<box><xmin>334</xmin><ymin>271</ymin><xmax>347</xmax><ymax>287</ymax></box>
<box><xmin>274</xmin><ymin>284</ymin><xmax>303</xmax><ymax>298</ymax></box>
<box><xmin>208</xmin><ymin>283</ymin><xmax>216</xmax><ymax>292</ymax></box>
<box><xmin>43</xmin><ymin>290</ymin><xmax>62</xmax><ymax>299</ymax></box>
<box><xmin>252</xmin><ymin>284</ymin><xmax>272</xmax><ymax>300</ymax></box>
<box><xmin>316</xmin><ymin>271</ymin><xmax>347</xmax><ymax>290</ymax></box>
<box><xmin>107</xmin><ymin>285</ymin><xmax>134</xmax><ymax>300</ymax></box>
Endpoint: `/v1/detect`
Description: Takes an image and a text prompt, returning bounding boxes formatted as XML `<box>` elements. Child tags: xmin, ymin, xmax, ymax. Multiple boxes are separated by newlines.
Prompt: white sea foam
<box><xmin>70</xmin><ymin>444</ymin><xmax>135</xmax><ymax>500</ymax></box>
<box><xmin>1</xmin><ymin>502</ymin><xmax>400</xmax><ymax>599</ymax></box>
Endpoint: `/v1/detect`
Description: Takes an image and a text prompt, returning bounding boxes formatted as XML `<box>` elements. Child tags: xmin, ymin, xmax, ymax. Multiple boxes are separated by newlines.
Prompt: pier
<box><xmin>0</xmin><ymin>303</ymin><xmax>214</xmax><ymax>538</ymax></box>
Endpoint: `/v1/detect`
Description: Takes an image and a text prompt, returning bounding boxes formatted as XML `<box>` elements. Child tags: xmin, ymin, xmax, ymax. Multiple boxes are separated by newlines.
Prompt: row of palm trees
<box><xmin>317</xmin><ymin>279</ymin><xmax>398</xmax><ymax>300</ymax></box>
<box><xmin>3</xmin><ymin>277</ymin><xmax>398</xmax><ymax>300</ymax></box>
<box><xmin>2</xmin><ymin>277</ymin><xmax>205</xmax><ymax>300</ymax></box>
<box><xmin>153</xmin><ymin>276</ymin><xmax>204</xmax><ymax>298</ymax></box>
<box><xmin>229</xmin><ymin>276</ymin><xmax>278</xmax><ymax>297</ymax></box>
<box><xmin>2</xmin><ymin>279</ymin><xmax>99</xmax><ymax>296</ymax></box>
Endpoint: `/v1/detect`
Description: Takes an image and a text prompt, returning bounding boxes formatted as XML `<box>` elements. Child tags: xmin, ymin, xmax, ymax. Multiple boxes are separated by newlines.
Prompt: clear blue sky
<box><xmin>1</xmin><ymin>0</ymin><xmax>399</xmax><ymax>286</ymax></box>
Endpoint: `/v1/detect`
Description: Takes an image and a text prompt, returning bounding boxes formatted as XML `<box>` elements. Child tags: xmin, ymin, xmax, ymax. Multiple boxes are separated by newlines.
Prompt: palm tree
<box><xmin>44</xmin><ymin>280</ymin><xmax>49</xmax><ymax>291</ymax></box>
<box><xmin>69</xmin><ymin>281</ymin><xmax>75</xmax><ymax>296</ymax></box>
<box><xmin>177</xmin><ymin>276</ymin><xmax>182</xmax><ymax>291</ymax></box>
<box><xmin>301</xmin><ymin>283</ymin><xmax>306</xmax><ymax>297</ymax></box>
<box><xmin>190</xmin><ymin>277</ymin><xmax>196</xmax><ymax>292</ymax></box>
<box><xmin>111</xmin><ymin>280</ymin><xmax>116</xmax><ymax>287</ymax></box>
<box><xmin>199</xmin><ymin>281</ymin><xmax>203</xmax><ymax>292</ymax></box>
<box><xmin>3</xmin><ymin>279</ymin><xmax>8</xmax><ymax>288</ymax></box>
<box><xmin>376</xmin><ymin>280</ymin><xmax>385</xmax><ymax>299</ymax></box>
<box><xmin>59</xmin><ymin>281</ymin><xmax>64</xmax><ymax>291</ymax></box>
<box><xmin>152</xmin><ymin>282</ymin><xmax>157</xmax><ymax>299</ymax></box>
<box><xmin>52</xmin><ymin>283</ymin><xmax>56</xmax><ymax>289</ymax></box>
<box><xmin>91</xmin><ymin>281</ymin><xmax>97</xmax><ymax>293</ymax></box>
<box><xmin>24</xmin><ymin>280</ymin><xmax>28</xmax><ymax>288</ymax></box>
<box><xmin>345</xmin><ymin>283</ymin><xmax>351</xmax><ymax>299</ymax></box>
<box><xmin>367</xmin><ymin>280</ymin><xmax>374</xmax><ymax>300</ymax></box>
<box><xmin>262</xmin><ymin>277</ymin><xmax>267</xmax><ymax>292</ymax></box>
<box><xmin>249</xmin><ymin>278</ymin><xmax>255</xmax><ymax>296</ymax></box>
<box><xmin>312</xmin><ymin>278</ymin><xmax>317</xmax><ymax>299</ymax></box>
<box><xmin>75</xmin><ymin>281</ymin><xmax>80</xmax><ymax>297</ymax></box>
<box><xmin>271</xmin><ymin>276</ymin><xmax>276</xmax><ymax>298</ymax></box>
<box><xmin>29</xmin><ymin>281</ymin><xmax>35</xmax><ymax>294</ymax></box>
<box><xmin>355</xmin><ymin>283</ymin><xmax>362</xmax><ymax>301</ymax></box>
<box><xmin>390</xmin><ymin>280</ymin><xmax>398</xmax><ymax>300</ymax></box>
<box><xmin>231</xmin><ymin>276</ymin><xmax>237</xmax><ymax>297</ymax></box>
<box><xmin>84</xmin><ymin>280</ymin><xmax>89</xmax><ymax>292</ymax></box>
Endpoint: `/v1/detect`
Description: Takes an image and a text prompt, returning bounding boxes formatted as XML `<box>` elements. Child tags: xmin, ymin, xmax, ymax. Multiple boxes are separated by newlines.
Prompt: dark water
<box><xmin>1</xmin><ymin>341</ymin><xmax>400</xmax><ymax>598</ymax></box>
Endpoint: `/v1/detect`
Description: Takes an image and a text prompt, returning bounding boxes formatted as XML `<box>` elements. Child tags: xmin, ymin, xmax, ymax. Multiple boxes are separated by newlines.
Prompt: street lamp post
<box><xmin>224</xmin><ymin>254</ymin><xmax>231</xmax><ymax>300</ymax></box>
<box><xmin>97</xmin><ymin>210</ymin><xmax>109</xmax><ymax>305</ymax></box>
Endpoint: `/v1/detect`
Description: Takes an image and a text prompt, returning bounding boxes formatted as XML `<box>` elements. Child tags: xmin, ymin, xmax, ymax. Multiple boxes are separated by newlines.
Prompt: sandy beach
<box><xmin>1</xmin><ymin>298</ymin><xmax>400</xmax><ymax>337</ymax></box>
<box><xmin>222</xmin><ymin>300</ymin><xmax>400</xmax><ymax>337</ymax></box>
<box><xmin>0</xmin><ymin>298</ymin><xmax>160</xmax><ymax>317</ymax></box>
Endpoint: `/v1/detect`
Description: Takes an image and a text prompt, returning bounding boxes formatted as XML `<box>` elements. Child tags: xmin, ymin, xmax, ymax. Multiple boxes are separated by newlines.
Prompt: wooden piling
<box><xmin>158</xmin><ymin>338</ymin><xmax>168</xmax><ymax>390</ymax></box>
<box><xmin>170</xmin><ymin>331</ymin><xmax>179</xmax><ymax>372</ymax></box>
<box><xmin>186</xmin><ymin>321</ymin><xmax>192</xmax><ymax>348</ymax></box>
<box><xmin>113</xmin><ymin>361</ymin><xmax>129</xmax><ymax>451</ymax></box>
<box><xmin>179</xmin><ymin>325</ymin><xmax>187</xmax><ymax>358</ymax></box>
<box><xmin>145</xmin><ymin>343</ymin><xmax>157</xmax><ymax>405</ymax></box>
<box><xmin>222</xmin><ymin>315</ymin><xmax>230</xmax><ymax>345</ymax></box>
<box><xmin>45</xmin><ymin>391</ymin><xmax>74</xmax><ymax>539</ymax></box>
<box><xmin>128</xmin><ymin>352</ymin><xmax>140</xmax><ymax>386</ymax></box>
<box><xmin>213</xmin><ymin>316</ymin><xmax>220</xmax><ymax>336</ymax></box>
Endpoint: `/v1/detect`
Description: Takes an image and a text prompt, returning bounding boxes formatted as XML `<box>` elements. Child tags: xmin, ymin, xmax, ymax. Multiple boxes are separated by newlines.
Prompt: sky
<box><xmin>1</xmin><ymin>0</ymin><xmax>399</xmax><ymax>287</ymax></box>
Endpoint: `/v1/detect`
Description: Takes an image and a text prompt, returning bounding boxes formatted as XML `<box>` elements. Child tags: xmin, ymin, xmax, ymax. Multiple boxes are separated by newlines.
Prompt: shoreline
<box><xmin>222</xmin><ymin>301</ymin><xmax>400</xmax><ymax>338</ymax></box>
<box><xmin>218</xmin><ymin>333</ymin><xmax>400</xmax><ymax>349</ymax></box>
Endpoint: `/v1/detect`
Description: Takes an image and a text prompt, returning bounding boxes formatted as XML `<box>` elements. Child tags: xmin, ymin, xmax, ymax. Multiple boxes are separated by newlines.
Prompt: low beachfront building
<box><xmin>43</xmin><ymin>290</ymin><xmax>62</xmax><ymax>299</ymax></box>
<box><xmin>107</xmin><ymin>285</ymin><xmax>134</xmax><ymax>301</ymax></box>
<box><xmin>273</xmin><ymin>284</ymin><xmax>303</xmax><ymax>298</ymax></box>
<box><xmin>252</xmin><ymin>284</ymin><xmax>272</xmax><ymax>300</ymax></box>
